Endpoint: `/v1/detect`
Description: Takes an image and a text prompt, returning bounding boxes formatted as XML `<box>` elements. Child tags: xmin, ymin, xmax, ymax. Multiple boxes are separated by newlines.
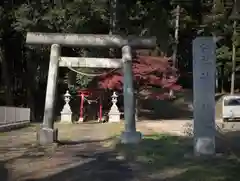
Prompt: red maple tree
<box><xmin>96</xmin><ymin>55</ymin><xmax>181</xmax><ymax>99</ymax></box>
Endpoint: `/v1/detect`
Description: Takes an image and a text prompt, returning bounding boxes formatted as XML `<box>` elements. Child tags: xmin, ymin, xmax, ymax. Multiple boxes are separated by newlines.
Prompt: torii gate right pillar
<box><xmin>120</xmin><ymin>45</ymin><xmax>141</xmax><ymax>143</ymax></box>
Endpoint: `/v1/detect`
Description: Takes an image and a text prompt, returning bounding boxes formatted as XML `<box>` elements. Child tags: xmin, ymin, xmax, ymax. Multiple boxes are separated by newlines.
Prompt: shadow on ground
<box><xmin>115</xmin><ymin>132</ymin><xmax>240</xmax><ymax>181</ymax></box>
<box><xmin>24</xmin><ymin>151</ymin><xmax>134</xmax><ymax>181</ymax></box>
<box><xmin>56</xmin><ymin>136</ymin><xmax>116</xmax><ymax>145</ymax></box>
<box><xmin>138</xmin><ymin>90</ymin><xmax>194</xmax><ymax>120</ymax></box>
<box><xmin>1</xmin><ymin>136</ymin><xmax>135</xmax><ymax>181</ymax></box>
<box><xmin>139</xmin><ymin>98</ymin><xmax>193</xmax><ymax>120</ymax></box>
<box><xmin>2</xmin><ymin>131</ymin><xmax>240</xmax><ymax>181</ymax></box>
<box><xmin>0</xmin><ymin>161</ymin><xmax>8</xmax><ymax>181</ymax></box>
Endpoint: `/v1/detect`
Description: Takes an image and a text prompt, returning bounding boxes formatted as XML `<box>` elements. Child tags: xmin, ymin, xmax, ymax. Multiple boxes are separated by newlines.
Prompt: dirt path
<box><xmin>140</xmin><ymin>119</ymin><xmax>240</xmax><ymax>136</ymax></box>
<box><xmin>0</xmin><ymin>122</ymin><xmax>157</xmax><ymax>181</ymax></box>
<box><xmin>2</xmin><ymin>121</ymin><xmax>238</xmax><ymax>181</ymax></box>
<box><xmin>0</xmin><ymin>123</ymin><xmax>123</xmax><ymax>181</ymax></box>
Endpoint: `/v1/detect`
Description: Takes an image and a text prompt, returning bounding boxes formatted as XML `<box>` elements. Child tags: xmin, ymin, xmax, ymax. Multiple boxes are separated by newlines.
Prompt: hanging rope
<box><xmin>67</xmin><ymin>66</ymin><xmax>119</xmax><ymax>77</ymax></box>
<box><xmin>84</xmin><ymin>96</ymin><xmax>100</xmax><ymax>104</ymax></box>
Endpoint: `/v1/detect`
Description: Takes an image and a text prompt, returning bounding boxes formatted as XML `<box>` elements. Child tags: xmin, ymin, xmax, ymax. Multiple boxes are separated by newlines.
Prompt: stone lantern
<box><xmin>108</xmin><ymin>91</ymin><xmax>121</xmax><ymax>123</ymax></box>
<box><xmin>60</xmin><ymin>90</ymin><xmax>72</xmax><ymax>123</ymax></box>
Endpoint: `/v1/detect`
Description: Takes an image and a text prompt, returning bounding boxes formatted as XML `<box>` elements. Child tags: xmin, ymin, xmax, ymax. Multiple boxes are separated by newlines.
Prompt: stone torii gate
<box><xmin>26</xmin><ymin>32</ymin><xmax>156</xmax><ymax>145</ymax></box>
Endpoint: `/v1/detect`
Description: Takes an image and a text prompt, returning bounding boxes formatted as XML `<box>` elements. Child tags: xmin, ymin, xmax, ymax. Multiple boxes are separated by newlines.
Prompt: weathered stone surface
<box><xmin>42</xmin><ymin>44</ymin><xmax>61</xmax><ymax>129</ymax></box>
<box><xmin>192</xmin><ymin>37</ymin><xmax>216</xmax><ymax>155</ymax></box>
<box><xmin>109</xmin><ymin>92</ymin><xmax>121</xmax><ymax>123</ymax></box>
<box><xmin>194</xmin><ymin>137</ymin><xmax>215</xmax><ymax>156</ymax></box>
<box><xmin>120</xmin><ymin>131</ymin><xmax>142</xmax><ymax>144</ymax></box>
<box><xmin>37</xmin><ymin>126</ymin><xmax>58</xmax><ymax>145</ymax></box>
<box><xmin>59</xmin><ymin>57</ymin><xmax>122</xmax><ymax>68</ymax></box>
<box><xmin>60</xmin><ymin>91</ymin><xmax>72</xmax><ymax>123</ymax></box>
<box><xmin>26</xmin><ymin>32</ymin><xmax>156</xmax><ymax>48</ymax></box>
<box><xmin>121</xmin><ymin>46</ymin><xmax>142</xmax><ymax>141</ymax></box>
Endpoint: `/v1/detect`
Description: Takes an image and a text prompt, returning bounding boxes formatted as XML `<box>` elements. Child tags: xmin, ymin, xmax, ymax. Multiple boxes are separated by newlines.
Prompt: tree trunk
<box><xmin>24</xmin><ymin>51</ymin><xmax>37</xmax><ymax>122</ymax></box>
<box><xmin>109</xmin><ymin>0</ymin><xmax>117</xmax><ymax>57</ymax></box>
<box><xmin>220</xmin><ymin>64</ymin><xmax>224</xmax><ymax>93</ymax></box>
<box><xmin>0</xmin><ymin>46</ymin><xmax>13</xmax><ymax>105</ymax></box>
<box><xmin>27</xmin><ymin>84</ymin><xmax>36</xmax><ymax>122</ymax></box>
<box><xmin>68</xmin><ymin>71</ymin><xmax>76</xmax><ymax>88</ymax></box>
<box><xmin>172</xmin><ymin>5</ymin><xmax>180</xmax><ymax>68</ymax></box>
<box><xmin>135</xmin><ymin>96</ymin><xmax>139</xmax><ymax>122</ymax></box>
<box><xmin>231</xmin><ymin>20</ymin><xmax>237</xmax><ymax>94</ymax></box>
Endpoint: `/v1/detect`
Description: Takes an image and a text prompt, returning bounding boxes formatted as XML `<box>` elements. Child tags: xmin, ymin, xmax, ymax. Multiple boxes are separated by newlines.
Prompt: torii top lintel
<box><xmin>26</xmin><ymin>32</ymin><xmax>156</xmax><ymax>49</ymax></box>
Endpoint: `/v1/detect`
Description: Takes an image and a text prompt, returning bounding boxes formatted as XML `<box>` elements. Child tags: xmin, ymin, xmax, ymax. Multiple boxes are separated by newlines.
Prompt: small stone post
<box><xmin>121</xmin><ymin>45</ymin><xmax>142</xmax><ymax>144</ymax></box>
<box><xmin>60</xmin><ymin>90</ymin><xmax>72</xmax><ymax>123</ymax></box>
<box><xmin>108</xmin><ymin>92</ymin><xmax>121</xmax><ymax>123</ymax></box>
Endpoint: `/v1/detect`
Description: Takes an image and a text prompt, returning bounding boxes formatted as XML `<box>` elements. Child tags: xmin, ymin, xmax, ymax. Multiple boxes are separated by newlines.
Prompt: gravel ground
<box><xmin>1</xmin><ymin>120</ymin><xmax>240</xmax><ymax>181</ymax></box>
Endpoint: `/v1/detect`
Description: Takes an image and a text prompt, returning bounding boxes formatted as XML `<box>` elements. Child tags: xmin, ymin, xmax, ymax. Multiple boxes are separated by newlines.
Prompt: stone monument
<box><xmin>60</xmin><ymin>90</ymin><xmax>72</xmax><ymax>123</ymax></box>
<box><xmin>192</xmin><ymin>37</ymin><xmax>216</xmax><ymax>156</ymax></box>
<box><xmin>108</xmin><ymin>91</ymin><xmax>121</xmax><ymax>122</ymax></box>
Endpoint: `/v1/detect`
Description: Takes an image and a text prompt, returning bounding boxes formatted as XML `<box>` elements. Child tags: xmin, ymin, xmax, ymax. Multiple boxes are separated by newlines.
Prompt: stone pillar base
<box><xmin>37</xmin><ymin>126</ymin><xmax>58</xmax><ymax>145</ymax></box>
<box><xmin>194</xmin><ymin>137</ymin><xmax>215</xmax><ymax>156</ymax></box>
<box><xmin>108</xmin><ymin>114</ymin><xmax>120</xmax><ymax>123</ymax></box>
<box><xmin>60</xmin><ymin>113</ymin><xmax>72</xmax><ymax>123</ymax></box>
<box><xmin>120</xmin><ymin>131</ymin><xmax>142</xmax><ymax>144</ymax></box>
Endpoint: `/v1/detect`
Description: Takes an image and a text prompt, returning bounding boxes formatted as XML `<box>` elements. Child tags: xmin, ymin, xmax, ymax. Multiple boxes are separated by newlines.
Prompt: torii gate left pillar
<box><xmin>26</xmin><ymin>32</ymin><xmax>156</xmax><ymax>145</ymax></box>
<box><xmin>37</xmin><ymin>44</ymin><xmax>60</xmax><ymax>144</ymax></box>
